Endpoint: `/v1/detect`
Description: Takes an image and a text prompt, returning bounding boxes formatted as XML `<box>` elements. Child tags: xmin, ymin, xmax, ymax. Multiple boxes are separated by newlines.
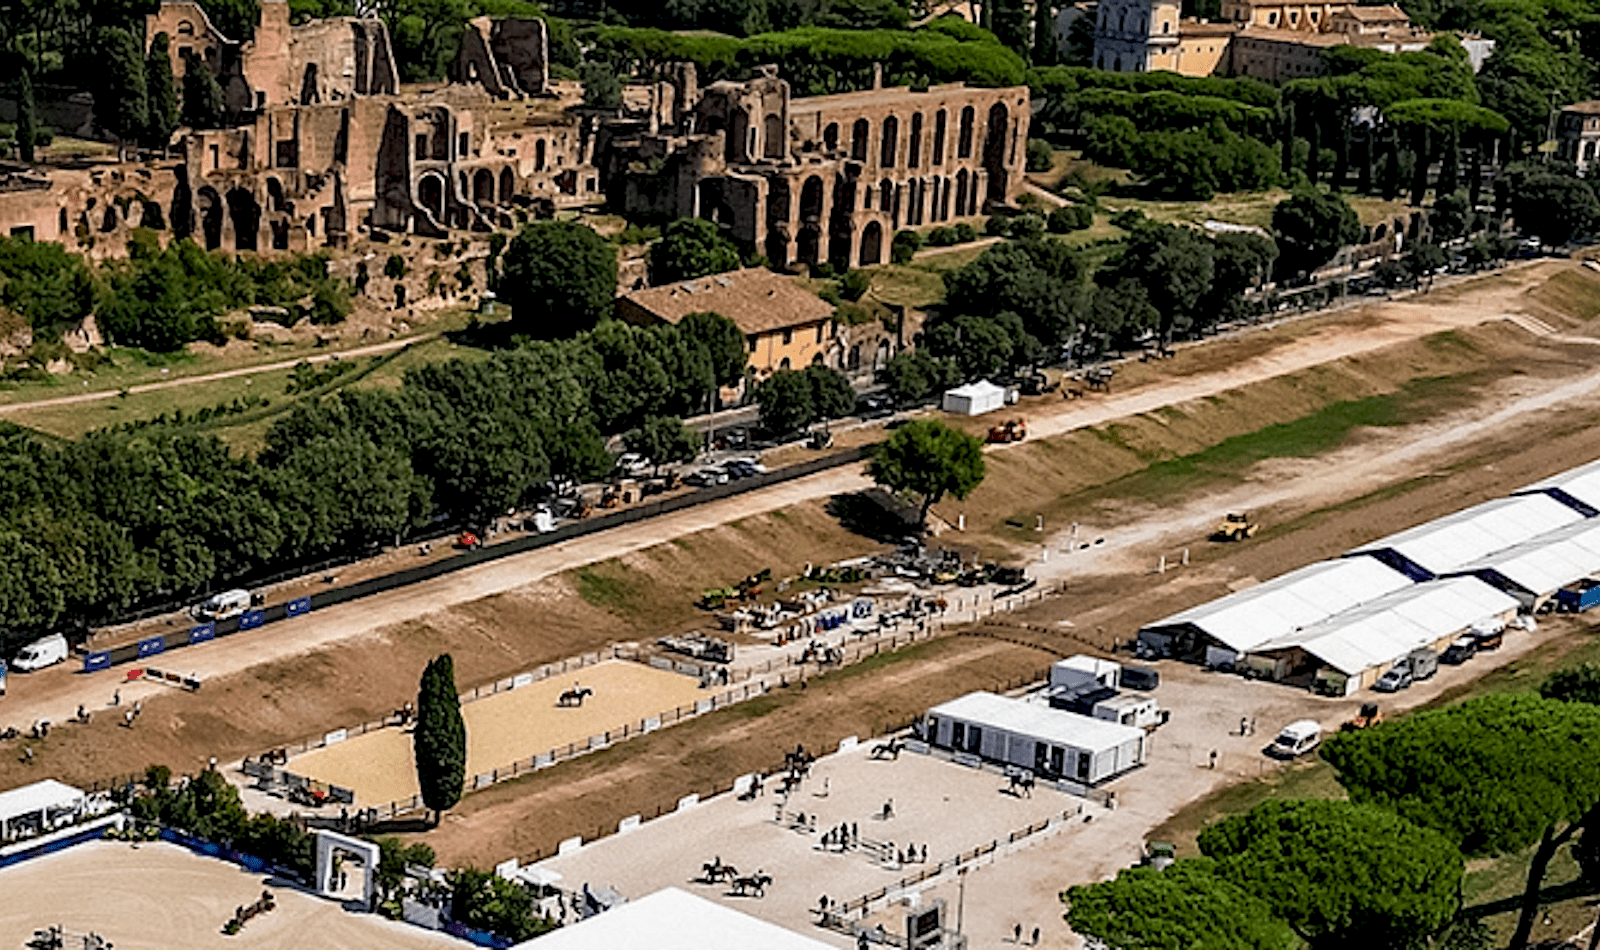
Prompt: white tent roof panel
<box><xmin>515</xmin><ymin>888</ymin><xmax>835</xmax><ymax>950</ymax></box>
<box><xmin>0</xmin><ymin>779</ymin><xmax>84</xmax><ymax>824</ymax></box>
<box><xmin>1453</xmin><ymin>517</ymin><xmax>1600</xmax><ymax>596</ymax></box>
<box><xmin>1516</xmin><ymin>458</ymin><xmax>1600</xmax><ymax>512</ymax></box>
<box><xmin>928</xmin><ymin>691</ymin><xmax>1146</xmax><ymax>752</ymax></box>
<box><xmin>1141</xmin><ymin>557</ymin><xmax>1413</xmax><ymax>654</ymax></box>
<box><xmin>1255</xmin><ymin>577</ymin><xmax>1519</xmax><ymax>676</ymax></box>
<box><xmin>1348</xmin><ymin>495</ymin><xmax>1584</xmax><ymax>576</ymax></box>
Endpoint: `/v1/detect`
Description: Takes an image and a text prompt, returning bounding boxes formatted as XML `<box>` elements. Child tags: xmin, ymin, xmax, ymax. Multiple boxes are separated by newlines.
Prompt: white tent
<box><xmin>1514</xmin><ymin>457</ymin><xmax>1600</xmax><ymax>515</ymax></box>
<box><xmin>942</xmin><ymin>379</ymin><xmax>1006</xmax><ymax>416</ymax></box>
<box><xmin>1139</xmin><ymin>557</ymin><xmax>1413</xmax><ymax>657</ymax></box>
<box><xmin>0</xmin><ymin>779</ymin><xmax>85</xmax><ymax>838</ymax></box>
<box><xmin>1253</xmin><ymin>577</ymin><xmax>1519</xmax><ymax>688</ymax></box>
<box><xmin>1450</xmin><ymin>517</ymin><xmax>1600</xmax><ymax>607</ymax></box>
<box><xmin>513</xmin><ymin>887</ymin><xmax>834</xmax><ymax>950</ymax></box>
<box><xmin>925</xmin><ymin>691</ymin><xmax>1145</xmax><ymax>784</ymax></box>
<box><xmin>1347</xmin><ymin>494</ymin><xmax>1584</xmax><ymax>579</ymax></box>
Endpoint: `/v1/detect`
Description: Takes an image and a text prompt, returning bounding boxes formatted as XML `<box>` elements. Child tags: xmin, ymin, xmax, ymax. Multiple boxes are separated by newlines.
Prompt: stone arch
<box><xmin>99</xmin><ymin>204</ymin><xmax>119</xmax><ymax>233</ymax></box>
<box><xmin>909</xmin><ymin>113</ymin><xmax>924</xmax><ymax>168</ymax></box>
<box><xmin>955</xmin><ymin>169</ymin><xmax>969</xmax><ymax>218</ymax></box>
<box><xmin>266</xmin><ymin>177</ymin><xmax>287</xmax><ymax>213</ymax></box>
<box><xmin>933</xmin><ymin>109</ymin><xmax>947</xmax><ymax>165</ymax></box>
<box><xmin>797</xmin><ymin>228</ymin><xmax>820</xmax><ymax>267</ymax></box>
<box><xmin>860</xmin><ymin>220</ymin><xmax>884</xmax><ymax>266</ymax></box>
<box><xmin>928</xmin><ymin>177</ymin><xmax>941</xmax><ymax>222</ymax></box>
<box><xmin>763</xmin><ymin>113</ymin><xmax>784</xmax><ymax>159</ymax></box>
<box><xmin>500</xmin><ymin>166</ymin><xmax>515</xmax><ymax>203</ymax></box>
<box><xmin>417</xmin><ymin>172</ymin><xmax>446</xmax><ymax>224</ymax></box>
<box><xmin>811</xmin><ymin>351</ymin><xmax>825</xmax><ymax>366</ymax></box>
<box><xmin>983</xmin><ymin>103</ymin><xmax>1010</xmax><ymax>205</ymax></box>
<box><xmin>824</xmin><ymin>123</ymin><xmax>839</xmax><ymax>152</ymax></box>
<box><xmin>58</xmin><ymin>208</ymin><xmax>68</xmax><ymax>235</ymax></box>
<box><xmin>197</xmin><ymin>186</ymin><xmax>223</xmax><ymax>250</ymax></box>
<box><xmin>874</xmin><ymin>338</ymin><xmax>891</xmax><ymax>368</ymax></box>
<box><xmin>848</xmin><ymin>343</ymin><xmax>862</xmax><ymax>370</ymax></box>
<box><xmin>472</xmin><ymin>167</ymin><xmax>495</xmax><ymax>205</ymax></box>
<box><xmin>881</xmin><ymin>115</ymin><xmax>899</xmax><ymax>168</ymax></box>
<box><xmin>1586</xmin><ymin>141</ymin><xmax>1597</xmax><ymax>161</ymax></box>
<box><xmin>851</xmin><ymin>118</ymin><xmax>870</xmax><ymax>162</ymax></box>
<box><xmin>226</xmin><ymin>187</ymin><xmax>260</xmax><ymax>251</ymax></box>
<box><xmin>535</xmin><ymin>139</ymin><xmax>547</xmax><ymax>171</ymax></box>
<box><xmin>800</xmin><ymin>175</ymin><xmax>825</xmax><ymax>223</ymax></box>
<box><xmin>942</xmin><ymin>176</ymin><xmax>952</xmax><ymax>219</ymax></box>
<box><xmin>958</xmin><ymin>106</ymin><xmax>975</xmax><ymax>159</ymax></box>
<box><xmin>270</xmin><ymin>218</ymin><xmax>289</xmax><ymax>250</ymax></box>
<box><xmin>828</xmin><ymin>174</ymin><xmax>855</xmax><ymax>270</ymax></box>
<box><xmin>140</xmin><ymin>199</ymin><xmax>166</xmax><ymax>230</ymax></box>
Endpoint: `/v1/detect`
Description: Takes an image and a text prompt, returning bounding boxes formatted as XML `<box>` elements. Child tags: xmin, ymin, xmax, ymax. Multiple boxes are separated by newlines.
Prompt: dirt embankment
<box><xmin>2</xmin><ymin>263</ymin><xmax>1596</xmax><ymax>819</ymax></box>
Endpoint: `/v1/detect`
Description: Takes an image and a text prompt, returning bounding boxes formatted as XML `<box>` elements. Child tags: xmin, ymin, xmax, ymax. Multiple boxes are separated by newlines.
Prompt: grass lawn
<box><xmin>866</xmin><ymin>264</ymin><xmax>946</xmax><ymax>309</ymax></box>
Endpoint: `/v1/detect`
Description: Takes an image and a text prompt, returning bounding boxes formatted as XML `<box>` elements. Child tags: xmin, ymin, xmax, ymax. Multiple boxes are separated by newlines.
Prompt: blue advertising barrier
<box><xmin>82</xmin><ymin>651</ymin><xmax>113</xmax><ymax>673</ymax></box>
<box><xmin>137</xmin><ymin>636</ymin><xmax>166</xmax><ymax>659</ymax></box>
<box><xmin>188</xmin><ymin>623</ymin><xmax>216</xmax><ymax>645</ymax></box>
<box><xmin>285</xmin><ymin>597</ymin><xmax>311</xmax><ymax>618</ymax></box>
<box><xmin>237</xmin><ymin>609</ymin><xmax>265</xmax><ymax>631</ymax></box>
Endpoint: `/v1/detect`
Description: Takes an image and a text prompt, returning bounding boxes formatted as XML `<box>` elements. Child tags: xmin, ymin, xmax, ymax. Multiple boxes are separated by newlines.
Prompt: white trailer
<box><xmin>924</xmin><ymin>691</ymin><xmax>1145</xmax><ymax>785</ymax></box>
<box><xmin>1050</xmin><ymin>655</ymin><xmax>1121</xmax><ymax>691</ymax></box>
<box><xmin>1090</xmin><ymin>693</ymin><xmax>1162</xmax><ymax>730</ymax></box>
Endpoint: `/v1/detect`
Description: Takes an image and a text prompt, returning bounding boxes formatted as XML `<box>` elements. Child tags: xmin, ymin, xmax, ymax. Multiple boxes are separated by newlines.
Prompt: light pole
<box><xmin>955</xmin><ymin>866</ymin><xmax>968</xmax><ymax>935</ymax></box>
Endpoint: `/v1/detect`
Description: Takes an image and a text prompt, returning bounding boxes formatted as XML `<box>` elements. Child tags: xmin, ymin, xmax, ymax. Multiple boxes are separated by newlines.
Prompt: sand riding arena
<box><xmin>288</xmin><ymin>659</ymin><xmax>706</xmax><ymax>806</ymax></box>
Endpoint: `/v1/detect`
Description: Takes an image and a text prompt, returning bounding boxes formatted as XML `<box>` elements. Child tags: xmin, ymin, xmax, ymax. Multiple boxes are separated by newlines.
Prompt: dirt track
<box><xmin>0</xmin><ymin>261</ymin><xmax>1595</xmax><ymax>807</ymax></box>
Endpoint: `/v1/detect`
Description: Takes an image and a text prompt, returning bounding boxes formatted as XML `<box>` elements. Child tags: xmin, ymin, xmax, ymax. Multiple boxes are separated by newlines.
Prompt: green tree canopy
<box><xmin>1065</xmin><ymin>860</ymin><xmax>1300</xmax><ymax>950</ymax></box>
<box><xmin>15</xmin><ymin>66</ymin><xmax>38</xmax><ymax>164</ymax></box>
<box><xmin>875</xmin><ymin>349</ymin><xmax>959</xmax><ymax>405</ymax></box>
<box><xmin>97</xmin><ymin>26</ymin><xmax>149</xmax><ymax>146</ymax></box>
<box><xmin>1540</xmin><ymin>663</ymin><xmax>1600</xmax><ymax>706</ymax></box>
<box><xmin>1271</xmin><ymin>188</ymin><xmax>1361</xmax><ymax>279</ymax></box>
<box><xmin>0</xmin><ymin>235</ymin><xmax>96</xmax><ymax>328</ymax></box>
<box><xmin>1098</xmin><ymin>223</ymin><xmax>1215</xmax><ymax>343</ymax></box>
<box><xmin>649</xmin><ymin>217</ymin><xmax>741</xmax><ymax>285</ymax></box>
<box><xmin>1322</xmin><ymin>692</ymin><xmax>1600</xmax><ymax>950</ymax></box>
<box><xmin>1507</xmin><ymin>172</ymin><xmax>1600</xmax><ymax>247</ymax></box>
<box><xmin>755</xmin><ymin>368</ymin><xmax>816</xmax><ymax>436</ymax></box>
<box><xmin>145</xmin><ymin>31</ymin><xmax>180</xmax><ymax>146</ymax></box>
<box><xmin>623</xmin><ymin>415</ymin><xmax>699</xmax><ymax>473</ymax></box>
<box><xmin>447</xmin><ymin>867</ymin><xmax>555</xmax><ymax>942</ymax></box>
<box><xmin>499</xmin><ymin>220</ymin><xmax>618</xmax><ymax>339</ymax></box>
<box><xmin>677</xmin><ymin>310</ymin><xmax>748</xmax><ymax>389</ymax></box>
<box><xmin>1199</xmin><ymin>799</ymin><xmax>1463</xmax><ymax>949</ymax></box>
<box><xmin>413</xmin><ymin>653</ymin><xmax>467</xmax><ymax>823</ymax></box>
<box><xmin>181</xmin><ymin>48</ymin><xmax>227</xmax><ymax>129</ymax></box>
<box><xmin>943</xmin><ymin>239</ymin><xmax>1086</xmax><ymax>348</ymax></box>
<box><xmin>868</xmin><ymin>419</ymin><xmax>985</xmax><ymax>527</ymax></box>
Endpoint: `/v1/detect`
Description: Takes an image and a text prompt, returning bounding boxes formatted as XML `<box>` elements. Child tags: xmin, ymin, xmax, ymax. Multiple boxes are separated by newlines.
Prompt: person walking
<box><xmin>1014</xmin><ymin>923</ymin><xmax>1022</xmax><ymax>943</ymax></box>
<box><xmin>1031</xmin><ymin>926</ymin><xmax>1041</xmax><ymax>945</ymax></box>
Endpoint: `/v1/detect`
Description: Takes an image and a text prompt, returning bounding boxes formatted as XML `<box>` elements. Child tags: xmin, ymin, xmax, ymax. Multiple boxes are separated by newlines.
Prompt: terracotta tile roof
<box><xmin>1338</xmin><ymin>4</ymin><xmax>1409</xmax><ymax>20</ymax></box>
<box><xmin>620</xmin><ymin>267</ymin><xmax>836</xmax><ymax>335</ymax></box>
<box><xmin>1236</xmin><ymin>25</ymin><xmax>1351</xmax><ymax>45</ymax></box>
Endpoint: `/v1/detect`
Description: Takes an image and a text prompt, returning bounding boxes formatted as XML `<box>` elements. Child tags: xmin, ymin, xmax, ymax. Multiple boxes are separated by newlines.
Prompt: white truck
<box><xmin>191</xmin><ymin>588</ymin><xmax>252</xmax><ymax>621</ymax></box>
<box><xmin>12</xmin><ymin>634</ymin><xmax>69</xmax><ymax>672</ymax></box>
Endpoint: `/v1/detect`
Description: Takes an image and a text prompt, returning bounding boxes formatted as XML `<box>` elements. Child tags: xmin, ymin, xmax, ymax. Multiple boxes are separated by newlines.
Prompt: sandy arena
<box><xmin>289</xmin><ymin>659</ymin><xmax>705</xmax><ymax>805</ymax></box>
<box><xmin>0</xmin><ymin>840</ymin><xmax>455</xmax><ymax>950</ymax></box>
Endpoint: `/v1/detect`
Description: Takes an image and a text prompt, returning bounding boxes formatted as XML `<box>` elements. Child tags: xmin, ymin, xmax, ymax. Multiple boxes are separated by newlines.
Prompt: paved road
<box><xmin>0</xmin><ymin>264</ymin><xmax>1564</xmax><ymax>730</ymax></box>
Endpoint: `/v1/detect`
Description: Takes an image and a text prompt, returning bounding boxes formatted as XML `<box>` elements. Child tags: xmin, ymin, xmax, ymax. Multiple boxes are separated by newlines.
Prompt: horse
<box><xmin>1005</xmin><ymin>771</ymin><xmax>1036</xmax><ymax>799</ymax></box>
<box><xmin>701</xmin><ymin>860</ymin><xmax>737</xmax><ymax>884</ymax></box>
<box><xmin>730</xmin><ymin>872</ymin><xmax>772</xmax><ymax>897</ymax></box>
<box><xmin>558</xmin><ymin>686</ymin><xmax>593</xmax><ymax>707</ymax></box>
<box><xmin>870</xmin><ymin>738</ymin><xmax>904</xmax><ymax>760</ymax></box>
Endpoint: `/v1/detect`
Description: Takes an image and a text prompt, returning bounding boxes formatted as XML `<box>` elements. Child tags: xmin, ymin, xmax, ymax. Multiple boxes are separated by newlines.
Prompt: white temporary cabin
<box><xmin>1050</xmin><ymin>655</ymin><xmax>1121</xmax><ymax>691</ymax></box>
<box><xmin>925</xmin><ymin>691</ymin><xmax>1145</xmax><ymax>785</ymax></box>
<box><xmin>1089</xmin><ymin>693</ymin><xmax>1162</xmax><ymax>730</ymax></box>
<box><xmin>941</xmin><ymin>379</ymin><xmax>1007</xmax><ymax>416</ymax></box>
<box><xmin>0</xmin><ymin>779</ymin><xmax>85</xmax><ymax>839</ymax></box>
<box><xmin>513</xmin><ymin>887</ymin><xmax>834</xmax><ymax>950</ymax></box>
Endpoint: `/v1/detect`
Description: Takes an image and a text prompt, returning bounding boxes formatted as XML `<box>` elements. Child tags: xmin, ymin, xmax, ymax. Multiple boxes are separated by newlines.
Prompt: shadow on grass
<box><xmin>445</xmin><ymin>319</ymin><xmax>524</xmax><ymax>351</ymax></box>
<box><xmin>825</xmin><ymin>491</ymin><xmax>918</xmax><ymax>544</ymax></box>
<box><xmin>1460</xmin><ymin>878</ymin><xmax>1600</xmax><ymax>921</ymax></box>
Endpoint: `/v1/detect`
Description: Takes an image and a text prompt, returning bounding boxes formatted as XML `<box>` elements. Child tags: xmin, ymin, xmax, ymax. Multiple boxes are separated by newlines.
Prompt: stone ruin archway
<box><xmin>197</xmin><ymin>186</ymin><xmax>223</xmax><ymax>250</ymax></box>
<box><xmin>473</xmin><ymin>168</ymin><xmax>495</xmax><ymax>206</ymax></box>
<box><xmin>859</xmin><ymin>220</ymin><xmax>883</xmax><ymax>266</ymax></box>
<box><xmin>226</xmin><ymin>187</ymin><xmax>261</xmax><ymax>251</ymax></box>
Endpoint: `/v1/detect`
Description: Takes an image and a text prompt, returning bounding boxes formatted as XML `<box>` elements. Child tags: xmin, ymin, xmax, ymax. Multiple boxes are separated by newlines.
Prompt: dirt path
<box><xmin>0</xmin><ymin>333</ymin><xmax>435</xmax><ymax>414</ymax></box>
<box><xmin>0</xmin><ymin>264</ymin><xmax>1577</xmax><ymax>733</ymax></box>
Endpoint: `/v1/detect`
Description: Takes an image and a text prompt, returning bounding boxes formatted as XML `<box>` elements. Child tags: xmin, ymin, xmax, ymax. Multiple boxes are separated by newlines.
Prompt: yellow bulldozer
<box><xmin>1212</xmin><ymin>512</ymin><xmax>1259</xmax><ymax>542</ymax></box>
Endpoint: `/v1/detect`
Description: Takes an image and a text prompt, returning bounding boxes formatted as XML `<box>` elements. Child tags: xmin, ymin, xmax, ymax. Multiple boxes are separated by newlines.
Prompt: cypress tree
<box><xmin>1305</xmin><ymin>112</ymin><xmax>1321</xmax><ymax>184</ymax></box>
<box><xmin>1330</xmin><ymin>119</ymin><xmax>1349</xmax><ymax>192</ymax></box>
<box><xmin>413</xmin><ymin>653</ymin><xmax>467</xmax><ymax>825</ymax></box>
<box><xmin>1279</xmin><ymin>103</ymin><xmax>1295</xmax><ymax>178</ymax></box>
<box><xmin>1409</xmin><ymin>126</ymin><xmax>1431</xmax><ymax>207</ymax></box>
<box><xmin>182</xmin><ymin>49</ymin><xmax>227</xmax><ymax>129</ymax></box>
<box><xmin>1467</xmin><ymin>145</ymin><xmax>1483</xmax><ymax>207</ymax></box>
<box><xmin>1357</xmin><ymin>127</ymin><xmax>1374</xmax><ymax>195</ymax></box>
<box><xmin>1379</xmin><ymin>128</ymin><xmax>1402</xmax><ymax>201</ymax></box>
<box><xmin>1032</xmin><ymin>0</ymin><xmax>1058</xmax><ymax>65</ymax></box>
<box><xmin>145</xmin><ymin>33</ymin><xmax>180</xmax><ymax>149</ymax></box>
<box><xmin>1437</xmin><ymin>125</ymin><xmax>1460</xmax><ymax>197</ymax></box>
<box><xmin>16</xmin><ymin>67</ymin><xmax>37</xmax><ymax>164</ymax></box>
<box><xmin>97</xmin><ymin>27</ymin><xmax>149</xmax><ymax>153</ymax></box>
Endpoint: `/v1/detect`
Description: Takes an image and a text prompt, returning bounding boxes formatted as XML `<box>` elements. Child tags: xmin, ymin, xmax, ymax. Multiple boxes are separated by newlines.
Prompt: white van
<box><xmin>1268</xmin><ymin>720</ymin><xmax>1322</xmax><ymax>758</ymax></box>
<box><xmin>12</xmin><ymin>634</ymin><xmax>69</xmax><ymax>672</ymax></box>
<box><xmin>191</xmin><ymin>588</ymin><xmax>252</xmax><ymax>621</ymax></box>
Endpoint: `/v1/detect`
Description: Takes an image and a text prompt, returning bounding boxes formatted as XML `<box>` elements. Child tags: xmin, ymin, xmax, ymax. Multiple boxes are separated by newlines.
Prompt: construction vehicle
<box><xmin>1344</xmin><ymin>702</ymin><xmax>1381</xmax><ymax>731</ymax></box>
<box><xmin>1212</xmin><ymin>512</ymin><xmax>1259</xmax><ymax>542</ymax></box>
<box><xmin>455</xmin><ymin>531</ymin><xmax>482</xmax><ymax>549</ymax></box>
<box><xmin>986</xmin><ymin>419</ymin><xmax>1027</xmax><ymax>444</ymax></box>
<box><xmin>1018</xmin><ymin>372</ymin><xmax>1057</xmax><ymax>397</ymax></box>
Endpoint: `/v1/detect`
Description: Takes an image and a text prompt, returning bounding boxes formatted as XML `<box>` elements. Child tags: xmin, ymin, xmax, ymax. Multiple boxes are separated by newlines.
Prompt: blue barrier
<box><xmin>285</xmin><ymin>597</ymin><xmax>311</xmax><ymax>618</ymax></box>
<box><xmin>137</xmin><ymin>636</ymin><xmax>166</xmax><ymax>658</ymax></box>
<box><xmin>188</xmin><ymin>623</ymin><xmax>216</xmax><ymax>645</ymax></box>
<box><xmin>238</xmin><ymin>609</ymin><xmax>265</xmax><ymax>631</ymax></box>
<box><xmin>82</xmin><ymin>651</ymin><xmax>112</xmax><ymax>673</ymax></box>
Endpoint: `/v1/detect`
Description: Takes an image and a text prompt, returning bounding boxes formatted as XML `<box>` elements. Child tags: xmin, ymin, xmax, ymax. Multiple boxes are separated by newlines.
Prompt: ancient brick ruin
<box><xmin>0</xmin><ymin>0</ymin><xmax>1030</xmax><ymax>274</ymax></box>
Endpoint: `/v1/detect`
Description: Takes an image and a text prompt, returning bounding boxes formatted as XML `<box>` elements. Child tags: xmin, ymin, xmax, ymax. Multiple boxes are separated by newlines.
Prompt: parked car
<box><xmin>1268</xmin><ymin>720</ymin><xmax>1322</xmax><ymax>758</ymax></box>
<box><xmin>1440</xmin><ymin>635</ymin><xmax>1477</xmax><ymax>665</ymax></box>
<box><xmin>684</xmin><ymin>468</ymin><xmax>728</xmax><ymax>487</ymax></box>
<box><xmin>857</xmin><ymin>394</ymin><xmax>895</xmax><ymax>420</ymax></box>
<box><xmin>1373</xmin><ymin>665</ymin><xmax>1413</xmax><ymax>692</ymax></box>
<box><xmin>1471</xmin><ymin>619</ymin><xmax>1506</xmax><ymax>651</ymax></box>
<box><xmin>614</xmin><ymin>453</ymin><xmax>651</xmax><ymax>476</ymax></box>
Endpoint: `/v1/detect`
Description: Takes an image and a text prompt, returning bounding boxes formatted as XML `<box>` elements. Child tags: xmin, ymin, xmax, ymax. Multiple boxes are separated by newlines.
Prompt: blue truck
<box><xmin>1556</xmin><ymin>579</ymin><xmax>1600</xmax><ymax>613</ymax></box>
